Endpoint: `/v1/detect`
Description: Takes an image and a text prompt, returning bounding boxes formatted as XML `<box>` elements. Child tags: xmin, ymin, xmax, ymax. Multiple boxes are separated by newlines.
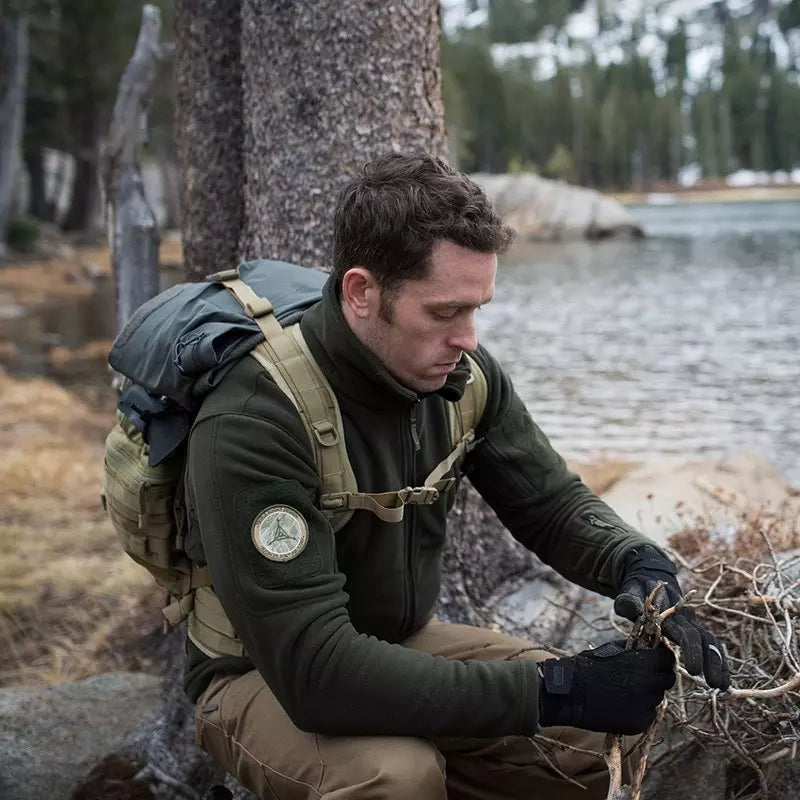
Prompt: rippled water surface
<box><xmin>478</xmin><ymin>200</ymin><xmax>800</xmax><ymax>486</ymax></box>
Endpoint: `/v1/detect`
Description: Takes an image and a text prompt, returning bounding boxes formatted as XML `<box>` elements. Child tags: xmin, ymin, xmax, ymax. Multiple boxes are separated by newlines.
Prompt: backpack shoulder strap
<box><xmin>426</xmin><ymin>354</ymin><xmax>487</xmax><ymax>487</ymax></box>
<box><xmin>451</xmin><ymin>353</ymin><xmax>488</xmax><ymax>445</ymax></box>
<box><xmin>249</xmin><ymin>324</ymin><xmax>357</xmax><ymax>532</ymax></box>
<box><xmin>216</xmin><ymin>270</ymin><xmax>355</xmax><ymax>532</ymax></box>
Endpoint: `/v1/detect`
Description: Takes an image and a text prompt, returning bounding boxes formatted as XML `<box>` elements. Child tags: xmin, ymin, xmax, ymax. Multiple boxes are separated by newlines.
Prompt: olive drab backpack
<box><xmin>102</xmin><ymin>261</ymin><xmax>488</xmax><ymax>659</ymax></box>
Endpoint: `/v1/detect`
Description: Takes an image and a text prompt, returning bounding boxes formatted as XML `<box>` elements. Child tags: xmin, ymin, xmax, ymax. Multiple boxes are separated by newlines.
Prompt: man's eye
<box><xmin>434</xmin><ymin>309</ymin><xmax>457</xmax><ymax>320</ymax></box>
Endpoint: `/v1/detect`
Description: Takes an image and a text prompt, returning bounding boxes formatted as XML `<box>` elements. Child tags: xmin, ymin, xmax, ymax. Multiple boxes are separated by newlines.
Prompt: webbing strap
<box><xmin>321</xmin><ymin>479</ymin><xmax>455</xmax><ymax>523</ymax></box>
<box><xmin>188</xmin><ymin>585</ymin><xmax>246</xmax><ymax>658</ymax></box>
<box><xmin>186</xmin><ymin>564</ymin><xmax>212</xmax><ymax>590</ymax></box>
<box><xmin>250</xmin><ymin>326</ymin><xmax>358</xmax><ymax>530</ymax></box>
<box><xmin>215</xmin><ymin>273</ymin><xmax>284</xmax><ymax>340</ymax></box>
<box><xmin>162</xmin><ymin>592</ymin><xmax>194</xmax><ymax>627</ymax></box>
<box><xmin>161</xmin><ymin>564</ymin><xmax>213</xmax><ymax>626</ymax></box>
<box><xmin>446</xmin><ymin>352</ymin><xmax>486</xmax><ymax>443</ymax></box>
<box><xmin>424</xmin><ymin>430</ymin><xmax>475</xmax><ymax>487</ymax></box>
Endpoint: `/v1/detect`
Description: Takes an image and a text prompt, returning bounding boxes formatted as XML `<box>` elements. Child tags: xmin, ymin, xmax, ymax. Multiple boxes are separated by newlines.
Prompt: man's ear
<box><xmin>341</xmin><ymin>267</ymin><xmax>379</xmax><ymax>319</ymax></box>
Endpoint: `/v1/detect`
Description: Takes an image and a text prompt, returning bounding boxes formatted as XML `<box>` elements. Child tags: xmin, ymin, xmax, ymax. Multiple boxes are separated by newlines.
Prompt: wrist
<box><xmin>537</xmin><ymin>658</ymin><xmax>575</xmax><ymax>729</ymax></box>
<box><xmin>621</xmin><ymin>544</ymin><xmax>677</xmax><ymax>578</ymax></box>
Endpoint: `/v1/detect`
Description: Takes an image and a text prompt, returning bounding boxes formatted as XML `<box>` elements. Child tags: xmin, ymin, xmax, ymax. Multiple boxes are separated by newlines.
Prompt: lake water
<box><xmin>480</xmin><ymin>200</ymin><xmax>800</xmax><ymax>486</ymax></box>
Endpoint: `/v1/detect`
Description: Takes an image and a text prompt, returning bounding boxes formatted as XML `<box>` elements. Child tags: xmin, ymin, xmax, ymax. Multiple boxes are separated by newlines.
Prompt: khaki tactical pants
<box><xmin>195</xmin><ymin>619</ymin><xmax>634</xmax><ymax>799</ymax></box>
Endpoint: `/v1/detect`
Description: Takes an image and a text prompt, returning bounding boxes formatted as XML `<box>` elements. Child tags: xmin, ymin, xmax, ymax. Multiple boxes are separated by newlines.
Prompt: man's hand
<box><xmin>615</xmin><ymin>545</ymin><xmax>730</xmax><ymax>690</ymax></box>
<box><xmin>538</xmin><ymin>641</ymin><xmax>676</xmax><ymax>735</ymax></box>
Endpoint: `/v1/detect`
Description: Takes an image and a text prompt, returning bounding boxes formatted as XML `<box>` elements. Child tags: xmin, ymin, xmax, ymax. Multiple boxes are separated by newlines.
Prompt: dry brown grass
<box><xmin>0</xmin><ymin>374</ymin><xmax>156</xmax><ymax>687</ymax></box>
<box><xmin>0</xmin><ymin>238</ymin><xmax>183</xmax><ymax>303</ymax></box>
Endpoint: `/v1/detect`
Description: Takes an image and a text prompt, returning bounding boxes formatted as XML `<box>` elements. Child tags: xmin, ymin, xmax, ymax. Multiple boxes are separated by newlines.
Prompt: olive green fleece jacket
<box><xmin>182</xmin><ymin>277</ymin><xmax>654</xmax><ymax>739</ymax></box>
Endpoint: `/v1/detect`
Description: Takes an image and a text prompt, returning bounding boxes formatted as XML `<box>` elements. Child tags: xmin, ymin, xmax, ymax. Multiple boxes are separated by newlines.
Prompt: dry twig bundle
<box><xmin>660</xmin><ymin>500</ymin><xmax>800</xmax><ymax>798</ymax></box>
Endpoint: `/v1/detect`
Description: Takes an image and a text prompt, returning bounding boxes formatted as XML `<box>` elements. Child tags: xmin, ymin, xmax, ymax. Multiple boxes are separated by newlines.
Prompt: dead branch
<box><xmin>629</xmin><ymin>702</ymin><xmax>667</xmax><ymax>800</ymax></box>
<box><xmin>659</xmin><ymin>504</ymin><xmax>800</xmax><ymax>798</ymax></box>
<box><xmin>604</xmin><ymin>732</ymin><xmax>629</xmax><ymax>800</ymax></box>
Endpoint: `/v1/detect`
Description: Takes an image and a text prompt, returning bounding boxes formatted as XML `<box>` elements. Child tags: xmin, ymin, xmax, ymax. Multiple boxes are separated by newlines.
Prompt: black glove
<box><xmin>615</xmin><ymin>545</ymin><xmax>730</xmax><ymax>690</ymax></box>
<box><xmin>538</xmin><ymin>640</ymin><xmax>676</xmax><ymax>735</ymax></box>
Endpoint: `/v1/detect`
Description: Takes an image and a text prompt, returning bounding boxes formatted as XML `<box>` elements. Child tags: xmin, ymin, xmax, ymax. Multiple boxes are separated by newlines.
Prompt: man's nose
<box><xmin>448</xmin><ymin>316</ymin><xmax>478</xmax><ymax>353</ymax></box>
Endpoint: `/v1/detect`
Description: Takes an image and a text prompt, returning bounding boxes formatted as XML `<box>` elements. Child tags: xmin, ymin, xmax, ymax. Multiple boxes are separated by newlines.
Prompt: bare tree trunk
<box><xmin>102</xmin><ymin>5</ymin><xmax>163</xmax><ymax>335</ymax></box>
<box><xmin>157</xmin><ymin>148</ymin><xmax>181</xmax><ymax>231</ymax></box>
<box><xmin>174</xmin><ymin>0</ymin><xmax>244</xmax><ymax>281</ymax></box>
<box><xmin>23</xmin><ymin>146</ymin><xmax>53</xmax><ymax>221</ymax></box>
<box><xmin>61</xmin><ymin>114</ymin><xmax>101</xmax><ymax>234</ymax></box>
<box><xmin>0</xmin><ymin>15</ymin><xmax>28</xmax><ymax>250</ymax></box>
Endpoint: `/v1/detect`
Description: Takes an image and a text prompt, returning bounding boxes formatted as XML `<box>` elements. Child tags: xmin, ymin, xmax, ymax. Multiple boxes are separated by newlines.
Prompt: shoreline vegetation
<box><xmin>607</xmin><ymin>182</ymin><xmax>800</xmax><ymax>205</ymax></box>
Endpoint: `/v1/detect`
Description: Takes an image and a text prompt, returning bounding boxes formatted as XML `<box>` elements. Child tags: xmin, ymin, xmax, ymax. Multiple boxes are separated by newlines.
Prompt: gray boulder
<box><xmin>600</xmin><ymin>452</ymin><xmax>800</xmax><ymax>548</ymax></box>
<box><xmin>0</xmin><ymin>671</ymin><xmax>162</xmax><ymax>800</ymax></box>
<box><xmin>471</xmin><ymin>172</ymin><xmax>644</xmax><ymax>240</ymax></box>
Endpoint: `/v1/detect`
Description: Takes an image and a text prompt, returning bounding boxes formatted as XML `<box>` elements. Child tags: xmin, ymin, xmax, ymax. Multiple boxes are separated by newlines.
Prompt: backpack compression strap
<box><xmin>212</xmin><ymin>269</ymin><xmax>486</xmax><ymax>528</ymax></box>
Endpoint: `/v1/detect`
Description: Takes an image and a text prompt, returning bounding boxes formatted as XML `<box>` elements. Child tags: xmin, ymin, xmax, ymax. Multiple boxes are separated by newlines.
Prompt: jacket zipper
<box><xmin>403</xmin><ymin>403</ymin><xmax>420</xmax><ymax>630</ymax></box>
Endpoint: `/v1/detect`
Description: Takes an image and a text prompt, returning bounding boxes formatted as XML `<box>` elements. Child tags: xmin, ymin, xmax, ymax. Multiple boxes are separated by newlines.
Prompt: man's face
<box><xmin>347</xmin><ymin>240</ymin><xmax>497</xmax><ymax>393</ymax></box>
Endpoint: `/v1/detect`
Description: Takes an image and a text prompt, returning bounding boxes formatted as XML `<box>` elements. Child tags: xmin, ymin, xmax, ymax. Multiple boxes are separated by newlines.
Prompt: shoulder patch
<box><xmin>251</xmin><ymin>505</ymin><xmax>309</xmax><ymax>562</ymax></box>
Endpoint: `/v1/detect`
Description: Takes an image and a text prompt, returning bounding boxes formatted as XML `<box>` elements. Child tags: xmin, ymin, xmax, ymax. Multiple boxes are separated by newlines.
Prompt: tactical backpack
<box><xmin>102</xmin><ymin>260</ymin><xmax>488</xmax><ymax>658</ymax></box>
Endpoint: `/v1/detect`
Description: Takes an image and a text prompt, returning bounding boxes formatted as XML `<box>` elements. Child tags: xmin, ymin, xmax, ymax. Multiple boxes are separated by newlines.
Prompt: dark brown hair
<box><xmin>332</xmin><ymin>154</ymin><xmax>514</xmax><ymax>298</ymax></box>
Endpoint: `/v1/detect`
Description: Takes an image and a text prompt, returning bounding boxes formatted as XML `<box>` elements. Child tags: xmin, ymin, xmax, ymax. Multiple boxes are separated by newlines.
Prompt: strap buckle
<box><xmin>321</xmin><ymin>492</ymin><xmax>348</xmax><ymax>510</ymax></box>
<box><xmin>397</xmin><ymin>486</ymin><xmax>439</xmax><ymax>505</ymax></box>
<box><xmin>313</xmin><ymin>421</ymin><xmax>340</xmax><ymax>447</ymax></box>
<box><xmin>243</xmin><ymin>296</ymin><xmax>273</xmax><ymax>318</ymax></box>
<box><xmin>205</xmin><ymin>268</ymin><xmax>239</xmax><ymax>282</ymax></box>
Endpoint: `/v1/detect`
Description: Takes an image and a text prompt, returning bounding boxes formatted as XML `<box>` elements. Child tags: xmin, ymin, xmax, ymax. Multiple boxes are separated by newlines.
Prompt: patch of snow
<box><xmin>647</xmin><ymin>192</ymin><xmax>679</xmax><ymax>205</ymax></box>
<box><xmin>726</xmin><ymin>170</ymin><xmax>775</xmax><ymax>187</ymax></box>
<box><xmin>686</xmin><ymin>44</ymin><xmax>718</xmax><ymax>83</ymax></box>
<box><xmin>565</xmin><ymin>5</ymin><xmax>599</xmax><ymax>39</ymax></box>
<box><xmin>678</xmin><ymin>162</ymin><xmax>702</xmax><ymax>187</ymax></box>
<box><xmin>636</xmin><ymin>31</ymin><xmax>663</xmax><ymax>59</ymax></box>
<box><xmin>597</xmin><ymin>44</ymin><xmax>627</xmax><ymax>67</ymax></box>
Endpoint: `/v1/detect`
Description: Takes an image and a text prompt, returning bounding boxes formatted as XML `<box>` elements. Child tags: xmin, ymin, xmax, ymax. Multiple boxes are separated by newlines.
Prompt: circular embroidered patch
<box><xmin>251</xmin><ymin>505</ymin><xmax>309</xmax><ymax>562</ymax></box>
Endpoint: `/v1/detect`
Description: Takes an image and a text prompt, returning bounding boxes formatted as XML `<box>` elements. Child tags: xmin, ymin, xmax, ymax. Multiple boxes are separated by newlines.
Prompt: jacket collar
<box><xmin>300</xmin><ymin>276</ymin><xmax>471</xmax><ymax>410</ymax></box>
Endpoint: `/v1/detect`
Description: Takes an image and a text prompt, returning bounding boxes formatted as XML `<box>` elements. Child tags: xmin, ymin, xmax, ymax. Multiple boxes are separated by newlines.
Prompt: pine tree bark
<box><xmin>23</xmin><ymin>147</ymin><xmax>53</xmax><ymax>222</ymax></box>
<box><xmin>237</xmin><ymin>0</ymin><xmax>447</xmax><ymax>267</ymax></box>
<box><xmin>176</xmin><ymin>0</ymin><xmax>445</xmax><ymax>280</ymax></box>
<box><xmin>174</xmin><ymin>0</ymin><xmax>244</xmax><ymax>281</ymax></box>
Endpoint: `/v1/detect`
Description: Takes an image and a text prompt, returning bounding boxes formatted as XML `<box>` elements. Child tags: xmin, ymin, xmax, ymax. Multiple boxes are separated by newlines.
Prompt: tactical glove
<box><xmin>538</xmin><ymin>640</ymin><xmax>675</xmax><ymax>735</ymax></box>
<box><xmin>615</xmin><ymin>545</ymin><xmax>730</xmax><ymax>690</ymax></box>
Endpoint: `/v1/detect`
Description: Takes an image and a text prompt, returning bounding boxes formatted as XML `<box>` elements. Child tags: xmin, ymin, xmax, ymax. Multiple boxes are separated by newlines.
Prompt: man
<box><xmin>183</xmin><ymin>154</ymin><xmax>728</xmax><ymax>799</ymax></box>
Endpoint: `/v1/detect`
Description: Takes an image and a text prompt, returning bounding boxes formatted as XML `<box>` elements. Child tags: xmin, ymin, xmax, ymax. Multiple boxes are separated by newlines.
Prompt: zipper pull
<box><xmin>410</xmin><ymin>406</ymin><xmax>421</xmax><ymax>452</ymax></box>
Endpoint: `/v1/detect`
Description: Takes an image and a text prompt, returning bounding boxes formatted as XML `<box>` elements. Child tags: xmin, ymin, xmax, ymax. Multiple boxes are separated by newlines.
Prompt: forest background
<box><xmin>3</xmin><ymin>0</ymin><xmax>800</xmax><ymax>250</ymax></box>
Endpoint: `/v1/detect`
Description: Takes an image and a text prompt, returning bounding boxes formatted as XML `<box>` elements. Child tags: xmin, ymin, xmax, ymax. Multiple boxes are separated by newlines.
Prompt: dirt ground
<box><xmin>0</xmin><ymin>240</ymin><xmax>636</xmax><ymax>688</ymax></box>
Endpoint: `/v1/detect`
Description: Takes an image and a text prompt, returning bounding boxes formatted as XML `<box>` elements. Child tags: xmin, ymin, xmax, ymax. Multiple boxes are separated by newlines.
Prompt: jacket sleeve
<box><xmin>467</xmin><ymin>346</ymin><xmax>656</xmax><ymax>598</ymax></box>
<box><xmin>185</xmin><ymin>359</ymin><xmax>540</xmax><ymax>738</ymax></box>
